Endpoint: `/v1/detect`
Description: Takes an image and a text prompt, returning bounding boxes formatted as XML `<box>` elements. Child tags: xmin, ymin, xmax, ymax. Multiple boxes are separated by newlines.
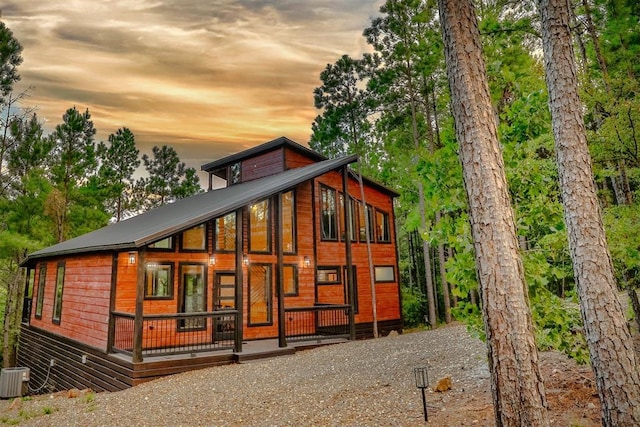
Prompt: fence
<box><xmin>284</xmin><ymin>304</ymin><xmax>351</xmax><ymax>342</ymax></box>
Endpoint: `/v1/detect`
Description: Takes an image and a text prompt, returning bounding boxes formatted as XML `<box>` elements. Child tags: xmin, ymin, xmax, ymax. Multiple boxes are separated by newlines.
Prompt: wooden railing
<box><xmin>284</xmin><ymin>304</ymin><xmax>351</xmax><ymax>342</ymax></box>
<box><xmin>111</xmin><ymin>310</ymin><xmax>238</xmax><ymax>357</ymax></box>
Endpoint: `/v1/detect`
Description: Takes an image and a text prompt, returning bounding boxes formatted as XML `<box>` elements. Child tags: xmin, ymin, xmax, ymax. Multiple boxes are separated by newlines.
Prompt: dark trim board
<box><xmin>355</xmin><ymin>319</ymin><xmax>403</xmax><ymax>340</ymax></box>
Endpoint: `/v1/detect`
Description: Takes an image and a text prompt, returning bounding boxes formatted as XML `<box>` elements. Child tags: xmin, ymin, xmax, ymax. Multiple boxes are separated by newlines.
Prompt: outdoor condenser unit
<box><xmin>0</xmin><ymin>367</ymin><xmax>30</xmax><ymax>399</ymax></box>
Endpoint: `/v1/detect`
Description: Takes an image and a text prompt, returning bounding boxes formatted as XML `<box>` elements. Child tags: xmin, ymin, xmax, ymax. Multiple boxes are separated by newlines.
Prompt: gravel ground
<box><xmin>3</xmin><ymin>324</ymin><xmax>492</xmax><ymax>426</ymax></box>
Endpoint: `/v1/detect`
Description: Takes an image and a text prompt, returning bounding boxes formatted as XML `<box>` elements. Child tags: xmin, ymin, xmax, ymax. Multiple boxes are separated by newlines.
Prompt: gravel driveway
<box><xmin>7</xmin><ymin>324</ymin><xmax>490</xmax><ymax>426</ymax></box>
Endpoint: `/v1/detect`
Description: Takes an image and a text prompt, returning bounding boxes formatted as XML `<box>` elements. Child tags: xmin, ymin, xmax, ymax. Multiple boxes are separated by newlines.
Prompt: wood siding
<box><xmin>29</xmin><ymin>254</ymin><xmax>112</xmax><ymax>351</ymax></box>
<box><xmin>241</xmin><ymin>148</ymin><xmax>285</xmax><ymax>182</ymax></box>
<box><xmin>284</xmin><ymin>147</ymin><xmax>316</xmax><ymax>170</ymax></box>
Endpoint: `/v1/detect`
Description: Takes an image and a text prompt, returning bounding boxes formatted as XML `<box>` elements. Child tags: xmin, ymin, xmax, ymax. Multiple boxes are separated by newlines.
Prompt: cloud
<box><xmin>2</xmin><ymin>0</ymin><xmax>381</xmax><ymax>179</ymax></box>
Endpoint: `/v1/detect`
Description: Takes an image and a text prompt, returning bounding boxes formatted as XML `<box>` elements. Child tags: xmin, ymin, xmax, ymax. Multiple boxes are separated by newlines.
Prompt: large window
<box><xmin>338</xmin><ymin>194</ymin><xmax>357</xmax><ymax>242</ymax></box>
<box><xmin>358</xmin><ymin>202</ymin><xmax>374</xmax><ymax>242</ymax></box>
<box><xmin>283</xmin><ymin>265</ymin><xmax>298</xmax><ymax>296</ymax></box>
<box><xmin>145</xmin><ymin>263</ymin><xmax>174</xmax><ymax>299</ymax></box>
<box><xmin>179</xmin><ymin>263</ymin><xmax>207</xmax><ymax>330</ymax></box>
<box><xmin>215</xmin><ymin>212</ymin><xmax>236</xmax><ymax>252</ymax></box>
<box><xmin>249</xmin><ymin>264</ymin><xmax>272</xmax><ymax>325</ymax></box>
<box><xmin>52</xmin><ymin>262</ymin><xmax>65</xmax><ymax>324</ymax></box>
<box><xmin>321</xmin><ymin>186</ymin><xmax>337</xmax><ymax>240</ymax></box>
<box><xmin>375</xmin><ymin>209</ymin><xmax>391</xmax><ymax>243</ymax></box>
<box><xmin>35</xmin><ymin>264</ymin><xmax>47</xmax><ymax>319</ymax></box>
<box><xmin>249</xmin><ymin>199</ymin><xmax>271</xmax><ymax>253</ymax></box>
<box><xmin>181</xmin><ymin>224</ymin><xmax>206</xmax><ymax>251</ymax></box>
<box><xmin>344</xmin><ymin>266</ymin><xmax>358</xmax><ymax>314</ymax></box>
<box><xmin>282</xmin><ymin>191</ymin><xmax>296</xmax><ymax>253</ymax></box>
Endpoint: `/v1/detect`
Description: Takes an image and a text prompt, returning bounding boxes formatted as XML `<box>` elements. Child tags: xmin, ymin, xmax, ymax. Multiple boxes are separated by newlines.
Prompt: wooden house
<box><xmin>18</xmin><ymin>137</ymin><xmax>402</xmax><ymax>392</ymax></box>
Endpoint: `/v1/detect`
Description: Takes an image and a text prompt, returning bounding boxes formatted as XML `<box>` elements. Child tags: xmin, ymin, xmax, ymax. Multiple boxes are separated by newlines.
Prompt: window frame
<box><xmin>320</xmin><ymin>185</ymin><xmax>338</xmax><ymax>241</ymax></box>
<box><xmin>144</xmin><ymin>262</ymin><xmax>175</xmax><ymax>300</ymax></box>
<box><xmin>178</xmin><ymin>262</ymin><xmax>208</xmax><ymax>331</ymax></box>
<box><xmin>35</xmin><ymin>264</ymin><xmax>47</xmax><ymax>319</ymax></box>
<box><xmin>344</xmin><ymin>265</ymin><xmax>358</xmax><ymax>314</ymax></box>
<box><xmin>148</xmin><ymin>236</ymin><xmax>175</xmax><ymax>251</ymax></box>
<box><xmin>281</xmin><ymin>190</ymin><xmax>297</xmax><ymax>254</ymax></box>
<box><xmin>316</xmin><ymin>266</ymin><xmax>342</xmax><ymax>285</ymax></box>
<box><xmin>248</xmin><ymin>198</ymin><xmax>272</xmax><ymax>254</ymax></box>
<box><xmin>180</xmin><ymin>223</ymin><xmax>207</xmax><ymax>252</ymax></box>
<box><xmin>214</xmin><ymin>212</ymin><xmax>236</xmax><ymax>252</ymax></box>
<box><xmin>229</xmin><ymin>162</ymin><xmax>241</xmax><ymax>185</ymax></box>
<box><xmin>248</xmin><ymin>263</ymin><xmax>273</xmax><ymax>326</ymax></box>
<box><xmin>52</xmin><ymin>261</ymin><xmax>65</xmax><ymax>325</ymax></box>
<box><xmin>375</xmin><ymin>209</ymin><xmax>391</xmax><ymax>243</ymax></box>
<box><xmin>374</xmin><ymin>265</ymin><xmax>396</xmax><ymax>283</ymax></box>
<box><xmin>283</xmin><ymin>264</ymin><xmax>299</xmax><ymax>297</ymax></box>
<box><xmin>357</xmin><ymin>202</ymin><xmax>374</xmax><ymax>242</ymax></box>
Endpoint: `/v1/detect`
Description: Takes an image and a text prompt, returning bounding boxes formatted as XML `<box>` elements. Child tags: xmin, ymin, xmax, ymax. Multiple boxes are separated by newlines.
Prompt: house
<box><xmin>18</xmin><ymin>137</ymin><xmax>402</xmax><ymax>392</ymax></box>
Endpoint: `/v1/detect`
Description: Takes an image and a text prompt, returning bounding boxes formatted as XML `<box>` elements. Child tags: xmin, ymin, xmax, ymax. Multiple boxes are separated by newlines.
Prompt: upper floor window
<box><xmin>358</xmin><ymin>202</ymin><xmax>374</xmax><ymax>242</ymax></box>
<box><xmin>375</xmin><ymin>209</ymin><xmax>391</xmax><ymax>243</ymax></box>
<box><xmin>181</xmin><ymin>224</ymin><xmax>206</xmax><ymax>251</ymax></box>
<box><xmin>35</xmin><ymin>264</ymin><xmax>47</xmax><ymax>319</ymax></box>
<box><xmin>321</xmin><ymin>185</ymin><xmax>337</xmax><ymax>241</ymax></box>
<box><xmin>52</xmin><ymin>262</ymin><xmax>65</xmax><ymax>324</ymax></box>
<box><xmin>148</xmin><ymin>236</ymin><xmax>174</xmax><ymax>251</ymax></box>
<box><xmin>338</xmin><ymin>193</ymin><xmax>357</xmax><ymax>242</ymax></box>
<box><xmin>229</xmin><ymin>162</ymin><xmax>241</xmax><ymax>185</ymax></box>
<box><xmin>282</xmin><ymin>190</ymin><xmax>296</xmax><ymax>253</ymax></box>
<box><xmin>249</xmin><ymin>199</ymin><xmax>271</xmax><ymax>253</ymax></box>
<box><xmin>215</xmin><ymin>212</ymin><xmax>236</xmax><ymax>252</ymax></box>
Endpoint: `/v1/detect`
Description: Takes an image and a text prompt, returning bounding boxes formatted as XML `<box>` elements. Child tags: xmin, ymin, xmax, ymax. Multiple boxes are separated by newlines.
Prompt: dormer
<box><xmin>201</xmin><ymin>136</ymin><xmax>326</xmax><ymax>190</ymax></box>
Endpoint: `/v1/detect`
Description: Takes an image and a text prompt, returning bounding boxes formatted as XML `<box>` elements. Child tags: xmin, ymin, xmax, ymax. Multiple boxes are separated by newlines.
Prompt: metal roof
<box><xmin>22</xmin><ymin>155</ymin><xmax>357</xmax><ymax>265</ymax></box>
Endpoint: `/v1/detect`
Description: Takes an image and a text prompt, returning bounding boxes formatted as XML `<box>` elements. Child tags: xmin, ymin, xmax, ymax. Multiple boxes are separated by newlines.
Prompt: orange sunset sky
<box><xmin>3</xmin><ymin>1</ymin><xmax>381</xmax><ymax>181</ymax></box>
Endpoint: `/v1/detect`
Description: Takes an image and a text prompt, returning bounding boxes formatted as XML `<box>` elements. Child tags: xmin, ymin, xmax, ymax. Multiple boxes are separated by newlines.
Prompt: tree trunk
<box><xmin>538</xmin><ymin>0</ymin><xmax>640</xmax><ymax>424</ymax></box>
<box><xmin>438</xmin><ymin>0</ymin><xmax>550</xmax><ymax>425</ymax></box>
<box><xmin>628</xmin><ymin>287</ymin><xmax>640</xmax><ymax>332</ymax></box>
<box><xmin>419</xmin><ymin>183</ymin><xmax>437</xmax><ymax>327</ymax></box>
<box><xmin>436</xmin><ymin>211</ymin><xmax>452</xmax><ymax>323</ymax></box>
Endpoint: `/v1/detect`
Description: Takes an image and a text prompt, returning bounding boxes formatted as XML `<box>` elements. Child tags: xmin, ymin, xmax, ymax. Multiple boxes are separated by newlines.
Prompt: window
<box><xmin>179</xmin><ymin>263</ymin><xmax>207</xmax><ymax>330</ymax></box>
<box><xmin>321</xmin><ymin>186</ymin><xmax>337</xmax><ymax>240</ymax></box>
<box><xmin>283</xmin><ymin>265</ymin><xmax>298</xmax><ymax>296</ymax></box>
<box><xmin>52</xmin><ymin>262</ymin><xmax>65</xmax><ymax>324</ymax></box>
<box><xmin>317</xmin><ymin>266</ymin><xmax>341</xmax><ymax>284</ymax></box>
<box><xmin>375</xmin><ymin>209</ymin><xmax>391</xmax><ymax>243</ymax></box>
<box><xmin>215</xmin><ymin>212</ymin><xmax>236</xmax><ymax>252</ymax></box>
<box><xmin>181</xmin><ymin>224</ymin><xmax>206</xmax><ymax>251</ymax></box>
<box><xmin>358</xmin><ymin>202</ymin><xmax>374</xmax><ymax>242</ymax></box>
<box><xmin>145</xmin><ymin>263</ymin><xmax>174</xmax><ymax>299</ymax></box>
<box><xmin>249</xmin><ymin>199</ymin><xmax>271</xmax><ymax>253</ymax></box>
<box><xmin>229</xmin><ymin>162</ymin><xmax>241</xmax><ymax>185</ymax></box>
<box><xmin>338</xmin><ymin>194</ymin><xmax>357</xmax><ymax>242</ymax></box>
<box><xmin>148</xmin><ymin>237</ymin><xmax>174</xmax><ymax>250</ymax></box>
<box><xmin>344</xmin><ymin>266</ymin><xmax>358</xmax><ymax>314</ymax></box>
<box><xmin>249</xmin><ymin>264</ymin><xmax>272</xmax><ymax>325</ymax></box>
<box><xmin>35</xmin><ymin>264</ymin><xmax>47</xmax><ymax>319</ymax></box>
<box><xmin>374</xmin><ymin>266</ymin><xmax>395</xmax><ymax>283</ymax></box>
<box><xmin>282</xmin><ymin>191</ymin><xmax>296</xmax><ymax>253</ymax></box>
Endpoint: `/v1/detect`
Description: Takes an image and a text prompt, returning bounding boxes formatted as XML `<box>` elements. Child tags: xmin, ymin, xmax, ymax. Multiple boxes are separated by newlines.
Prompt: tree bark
<box><xmin>538</xmin><ymin>0</ymin><xmax>640</xmax><ymax>425</ymax></box>
<box><xmin>438</xmin><ymin>1</ymin><xmax>549</xmax><ymax>425</ymax></box>
<box><xmin>436</xmin><ymin>211</ymin><xmax>452</xmax><ymax>323</ymax></box>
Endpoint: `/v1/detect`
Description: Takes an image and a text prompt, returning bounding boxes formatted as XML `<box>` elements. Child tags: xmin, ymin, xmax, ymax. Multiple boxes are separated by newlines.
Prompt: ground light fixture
<box><xmin>413</xmin><ymin>366</ymin><xmax>429</xmax><ymax>422</ymax></box>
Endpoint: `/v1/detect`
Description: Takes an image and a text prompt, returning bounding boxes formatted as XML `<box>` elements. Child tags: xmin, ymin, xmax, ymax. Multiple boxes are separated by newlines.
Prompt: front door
<box><xmin>214</xmin><ymin>272</ymin><xmax>236</xmax><ymax>341</ymax></box>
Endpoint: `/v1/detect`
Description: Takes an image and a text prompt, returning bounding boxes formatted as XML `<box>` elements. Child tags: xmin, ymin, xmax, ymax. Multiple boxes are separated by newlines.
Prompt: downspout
<box><xmin>132</xmin><ymin>248</ymin><xmax>146</xmax><ymax>363</ymax></box>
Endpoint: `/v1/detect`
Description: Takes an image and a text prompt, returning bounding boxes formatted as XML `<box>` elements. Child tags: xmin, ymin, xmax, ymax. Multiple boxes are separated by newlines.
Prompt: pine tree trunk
<box><xmin>538</xmin><ymin>0</ymin><xmax>640</xmax><ymax>424</ymax></box>
<box><xmin>436</xmin><ymin>211</ymin><xmax>452</xmax><ymax>323</ymax></box>
<box><xmin>628</xmin><ymin>287</ymin><xmax>640</xmax><ymax>332</ymax></box>
<box><xmin>438</xmin><ymin>0</ymin><xmax>549</xmax><ymax>425</ymax></box>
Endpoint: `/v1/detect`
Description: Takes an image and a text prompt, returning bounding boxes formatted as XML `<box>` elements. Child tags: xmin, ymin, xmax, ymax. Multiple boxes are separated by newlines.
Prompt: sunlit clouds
<box><xmin>2</xmin><ymin>0</ymin><xmax>379</xmax><ymax>174</ymax></box>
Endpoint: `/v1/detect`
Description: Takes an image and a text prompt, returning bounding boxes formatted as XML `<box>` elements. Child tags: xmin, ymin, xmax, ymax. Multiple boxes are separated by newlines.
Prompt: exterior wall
<box><xmin>314</xmin><ymin>170</ymin><xmax>402</xmax><ymax>327</ymax></box>
<box><xmin>29</xmin><ymin>253</ymin><xmax>113</xmax><ymax>351</ymax></box>
<box><xmin>284</xmin><ymin>146</ymin><xmax>316</xmax><ymax>169</ymax></box>
<box><xmin>240</xmin><ymin>148</ymin><xmax>285</xmax><ymax>182</ymax></box>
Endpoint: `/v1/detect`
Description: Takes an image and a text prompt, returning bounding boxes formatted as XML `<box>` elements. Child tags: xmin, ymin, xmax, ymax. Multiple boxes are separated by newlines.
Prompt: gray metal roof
<box><xmin>23</xmin><ymin>155</ymin><xmax>357</xmax><ymax>265</ymax></box>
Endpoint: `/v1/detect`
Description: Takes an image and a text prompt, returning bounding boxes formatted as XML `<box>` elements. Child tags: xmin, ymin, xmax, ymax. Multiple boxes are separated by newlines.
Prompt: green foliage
<box><xmin>0</xmin><ymin>21</ymin><xmax>23</xmax><ymax>101</ymax></box>
<box><xmin>401</xmin><ymin>286</ymin><xmax>427</xmax><ymax>327</ymax></box>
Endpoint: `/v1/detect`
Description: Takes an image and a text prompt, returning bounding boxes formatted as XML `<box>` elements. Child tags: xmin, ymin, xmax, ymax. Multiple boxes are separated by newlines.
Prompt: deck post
<box><xmin>342</xmin><ymin>166</ymin><xmax>356</xmax><ymax>340</ymax></box>
<box><xmin>133</xmin><ymin>248</ymin><xmax>145</xmax><ymax>363</ymax></box>
<box><xmin>234</xmin><ymin>208</ymin><xmax>244</xmax><ymax>353</ymax></box>
<box><xmin>275</xmin><ymin>193</ymin><xmax>287</xmax><ymax>347</ymax></box>
<box><xmin>106</xmin><ymin>253</ymin><xmax>118</xmax><ymax>353</ymax></box>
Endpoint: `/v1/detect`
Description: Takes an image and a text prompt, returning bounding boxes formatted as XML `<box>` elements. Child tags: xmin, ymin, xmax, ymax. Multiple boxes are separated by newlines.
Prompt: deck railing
<box><xmin>284</xmin><ymin>304</ymin><xmax>351</xmax><ymax>342</ymax></box>
<box><xmin>111</xmin><ymin>310</ymin><xmax>238</xmax><ymax>357</ymax></box>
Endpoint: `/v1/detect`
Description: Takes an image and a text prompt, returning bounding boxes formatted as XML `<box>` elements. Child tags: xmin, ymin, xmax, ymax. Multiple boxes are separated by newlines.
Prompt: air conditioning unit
<box><xmin>0</xmin><ymin>367</ymin><xmax>30</xmax><ymax>399</ymax></box>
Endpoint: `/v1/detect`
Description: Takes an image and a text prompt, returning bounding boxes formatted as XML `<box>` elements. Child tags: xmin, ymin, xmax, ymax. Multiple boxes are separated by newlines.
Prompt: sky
<box><xmin>2</xmin><ymin>0</ymin><xmax>381</xmax><ymax>181</ymax></box>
